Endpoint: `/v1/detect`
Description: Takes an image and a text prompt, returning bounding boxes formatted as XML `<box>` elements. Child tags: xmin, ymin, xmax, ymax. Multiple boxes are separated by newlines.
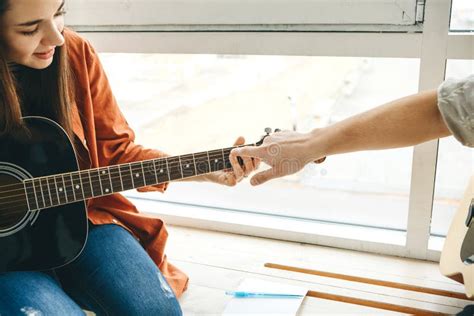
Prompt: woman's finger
<box><xmin>220</xmin><ymin>172</ymin><xmax>237</xmax><ymax>186</ymax></box>
<box><xmin>233</xmin><ymin>136</ymin><xmax>245</xmax><ymax>146</ymax></box>
<box><xmin>229</xmin><ymin>150</ymin><xmax>244</xmax><ymax>179</ymax></box>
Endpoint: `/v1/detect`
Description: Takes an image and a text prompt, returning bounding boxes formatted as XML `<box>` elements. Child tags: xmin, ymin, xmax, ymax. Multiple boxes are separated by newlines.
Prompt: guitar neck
<box><xmin>23</xmin><ymin>144</ymin><xmax>252</xmax><ymax>211</ymax></box>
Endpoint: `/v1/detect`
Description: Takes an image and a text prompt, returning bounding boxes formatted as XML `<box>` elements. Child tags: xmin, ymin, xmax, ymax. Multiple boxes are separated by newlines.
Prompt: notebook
<box><xmin>222</xmin><ymin>278</ymin><xmax>308</xmax><ymax>315</ymax></box>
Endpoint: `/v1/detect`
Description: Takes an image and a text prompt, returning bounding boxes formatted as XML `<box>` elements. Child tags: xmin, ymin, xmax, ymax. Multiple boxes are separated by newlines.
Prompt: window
<box><xmin>101</xmin><ymin>53</ymin><xmax>419</xmax><ymax>231</ymax></box>
<box><xmin>67</xmin><ymin>0</ymin><xmax>421</xmax><ymax>31</ymax></box>
<box><xmin>450</xmin><ymin>0</ymin><xmax>474</xmax><ymax>31</ymax></box>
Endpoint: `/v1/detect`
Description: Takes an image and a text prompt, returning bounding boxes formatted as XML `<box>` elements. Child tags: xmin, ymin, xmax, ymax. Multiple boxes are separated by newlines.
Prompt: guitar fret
<box><xmin>210</xmin><ymin>150</ymin><xmax>218</xmax><ymax>172</ymax></box>
<box><xmin>224</xmin><ymin>148</ymin><xmax>233</xmax><ymax>169</ymax></box>
<box><xmin>165</xmin><ymin>158</ymin><xmax>171</xmax><ymax>182</ymax></box>
<box><xmin>46</xmin><ymin>177</ymin><xmax>58</xmax><ymax>206</ymax></box>
<box><xmin>97</xmin><ymin>169</ymin><xmax>105</xmax><ymax>195</ymax></box>
<box><xmin>71</xmin><ymin>172</ymin><xmax>84</xmax><ymax>201</ymax></box>
<box><xmin>140</xmin><ymin>162</ymin><xmax>147</xmax><ymax>186</ymax></box>
<box><xmin>75</xmin><ymin>172</ymin><xmax>86</xmax><ymax>200</ymax></box>
<box><xmin>43</xmin><ymin>177</ymin><xmax>53</xmax><ymax>206</ymax></box>
<box><xmin>76</xmin><ymin>170</ymin><xmax>92</xmax><ymax>200</ymax></box>
<box><xmin>107</xmin><ymin>166</ymin><xmax>114</xmax><ymax>193</ymax></box>
<box><xmin>209</xmin><ymin>149</ymin><xmax>224</xmax><ymax>172</ymax></box>
<box><xmin>129</xmin><ymin>163</ymin><xmax>135</xmax><ymax>188</ymax></box>
<box><xmin>192</xmin><ymin>153</ymin><xmax>198</xmax><ymax>175</ymax></box>
<box><xmin>152</xmin><ymin>159</ymin><xmax>159</xmax><ymax>184</ymax></box>
<box><xmin>152</xmin><ymin>158</ymin><xmax>169</xmax><ymax>184</ymax></box>
<box><xmin>98</xmin><ymin>168</ymin><xmax>110</xmax><ymax>194</ymax></box>
<box><xmin>142</xmin><ymin>160</ymin><xmax>156</xmax><ymax>187</ymax></box>
<box><xmin>41</xmin><ymin>177</ymin><xmax>52</xmax><ymax>207</ymax></box>
<box><xmin>24</xmin><ymin>180</ymin><xmax>38</xmax><ymax>211</ymax></box>
<box><xmin>69</xmin><ymin>173</ymin><xmax>77</xmax><ymax>201</ymax></box>
<box><xmin>37</xmin><ymin>178</ymin><xmax>46</xmax><ymax>208</ymax></box>
<box><xmin>206</xmin><ymin>151</ymin><xmax>212</xmax><ymax>173</ymax></box>
<box><xmin>60</xmin><ymin>175</ymin><xmax>68</xmax><ymax>203</ymax></box>
<box><xmin>180</xmin><ymin>154</ymin><xmax>196</xmax><ymax>178</ymax></box>
<box><xmin>195</xmin><ymin>152</ymin><xmax>210</xmax><ymax>175</ymax></box>
<box><xmin>89</xmin><ymin>169</ymin><xmax>102</xmax><ymax>197</ymax></box>
<box><xmin>53</xmin><ymin>176</ymin><xmax>60</xmax><ymax>204</ymax></box>
<box><xmin>31</xmin><ymin>178</ymin><xmax>41</xmax><ymax>209</ymax></box>
<box><xmin>109</xmin><ymin>166</ymin><xmax>123</xmax><ymax>193</ymax></box>
<box><xmin>58</xmin><ymin>176</ymin><xmax>65</xmax><ymax>203</ymax></box>
<box><xmin>178</xmin><ymin>156</ymin><xmax>184</xmax><ymax>178</ymax></box>
<box><xmin>67</xmin><ymin>175</ymin><xmax>75</xmax><ymax>202</ymax></box>
<box><xmin>22</xmin><ymin>181</ymin><xmax>31</xmax><ymax>211</ymax></box>
<box><xmin>101</xmin><ymin>168</ymin><xmax>110</xmax><ymax>194</ymax></box>
<box><xmin>87</xmin><ymin>170</ymin><xmax>95</xmax><ymax>198</ymax></box>
<box><xmin>221</xmin><ymin>149</ymin><xmax>226</xmax><ymax>169</ymax></box>
<box><xmin>120</xmin><ymin>164</ymin><xmax>134</xmax><ymax>191</ymax></box>
<box><xmin>167</xmin><ymin>157</ymin><xmax>181</xmax><ymax>181</ymax></box>
<box><xmin>117</xmin><ymin>165</ymin><xmax>124</xmax><ymax>191</ymax></box>
<box><xmin>54</xmin><ymin>175</ymin><xmax>65</xmax><ymax>204</ymax></box>
<box><xmin>130</xmin><ymin>162</ymin><xmax>145</xmax><ymax>188</ymax></box>
<box><xmin>33</xmin><ymin>179</ymin><xmax>41</xmax><ymax>208</ymax></box>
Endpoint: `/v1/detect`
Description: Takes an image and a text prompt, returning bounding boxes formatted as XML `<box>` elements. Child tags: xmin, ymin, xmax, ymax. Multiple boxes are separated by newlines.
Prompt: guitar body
<box><xmin>440</xmin><ymin>175</ymin><xmax>474</xmax><ymax>297</ymax></box>
<box><xmin>0</xmin><ymin>116</ymin><xmax>87</xmax><ymax>273</ymax></box>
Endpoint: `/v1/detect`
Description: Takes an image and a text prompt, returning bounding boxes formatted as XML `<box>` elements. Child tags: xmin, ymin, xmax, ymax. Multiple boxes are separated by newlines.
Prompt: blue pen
<box><xmin>225</xmin><ymin>291</ymin><xmax>303</xmax><ymax>298</ymax></box>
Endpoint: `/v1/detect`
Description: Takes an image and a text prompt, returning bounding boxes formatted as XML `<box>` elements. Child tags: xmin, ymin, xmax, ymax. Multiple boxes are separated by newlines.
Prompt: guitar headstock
<box><xmin>255</xmin><ymin>127</ymin><xmax>279</xmax><ymax>146</ymax></box>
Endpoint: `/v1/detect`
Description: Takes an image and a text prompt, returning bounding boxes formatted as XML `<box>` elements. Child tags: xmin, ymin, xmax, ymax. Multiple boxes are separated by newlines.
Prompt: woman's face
<box><xmin>1</xmin><ymin>0</ymin><xmax>66</xmax><ymax>69</ymax></box>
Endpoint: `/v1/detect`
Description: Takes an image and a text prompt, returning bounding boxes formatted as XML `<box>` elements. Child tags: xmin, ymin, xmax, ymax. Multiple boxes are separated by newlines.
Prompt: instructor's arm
<box><xmin>230</xmin><ymin>90</ymin><xmax>451</xmax><ymax>185</ymax></box>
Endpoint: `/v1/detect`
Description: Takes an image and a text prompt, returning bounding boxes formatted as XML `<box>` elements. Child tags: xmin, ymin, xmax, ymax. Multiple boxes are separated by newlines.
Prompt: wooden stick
<box><xmin>265</xmin><ymin>263</ymin><xmax>473</xmax><ymax>301</ymax></box>
<box><xmin>307</xmin><ymin>290</ymin><xmax>448</xmax><ymax>315</ymax></box>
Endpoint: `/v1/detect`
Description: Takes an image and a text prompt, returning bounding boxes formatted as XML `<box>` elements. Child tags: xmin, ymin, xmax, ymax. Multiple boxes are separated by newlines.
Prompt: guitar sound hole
<box><xmin>0</xmin><ymin>174</ymin><xmax>29</xmax><ymax>231</ymax></box>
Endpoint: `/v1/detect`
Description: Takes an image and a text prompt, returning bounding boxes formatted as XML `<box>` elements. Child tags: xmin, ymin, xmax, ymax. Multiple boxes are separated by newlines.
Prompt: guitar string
<box><xmin>0</xmin><ymin>166</ymin><xmax>236</xmax><ymax>218</ymax></box>
<box><xmin>0</xmin><ymin>142</ymin><xmax>258</xmax><ymax>213</ymax></box>
<box><xmin>0</xmin><ymin>161</ymin><xmax>233</xmax><ymax>208</ymax></box>
<box><xmin>0</xmin><ymin>160</ymin><xmax>234</xmax><ymax>208</ymax></box>
<box><xmin>0</xmin><ymin>159</ymin><xmax>230</xmax><ymax>207</ymax></box>
<box><xmin>0</xmin><ymin>146</ymin><xmax>242</xmax><ymax>195</ymax></box>
<box><xmin>0</xmin><ymin>150</ymin><xmax>253</xmax><ymax>215</ymax></box>
<box><xmin>0</xmin><ymin>144</ymin><xmax>250</xmax><ymax>192</ymax></box>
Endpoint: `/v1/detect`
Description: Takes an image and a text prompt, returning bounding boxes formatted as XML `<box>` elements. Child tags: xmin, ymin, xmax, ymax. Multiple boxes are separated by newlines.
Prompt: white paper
<box><xmin>222</xmin><ymin>278</ymin><xmax>307</xmax><ymax>316</ymax></box>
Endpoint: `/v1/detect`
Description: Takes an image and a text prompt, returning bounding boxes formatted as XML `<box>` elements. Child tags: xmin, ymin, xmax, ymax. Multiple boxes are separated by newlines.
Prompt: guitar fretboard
<box><xmin>22</xmin><ymin>145</ymin><xmax>247</xmax><ymax>211</ymax></box>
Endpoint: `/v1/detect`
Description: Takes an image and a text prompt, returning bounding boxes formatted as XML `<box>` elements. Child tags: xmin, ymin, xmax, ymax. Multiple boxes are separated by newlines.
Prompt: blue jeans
<box><xmin>0</xmin><ymin>224</ymin><xmax>182</xmax><ymax>316</ymax></box>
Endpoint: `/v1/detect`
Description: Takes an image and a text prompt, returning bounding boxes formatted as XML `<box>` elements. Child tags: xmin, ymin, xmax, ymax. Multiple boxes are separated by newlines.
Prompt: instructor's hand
<box><xmin>207</xmin><ymin>136</ymin><xmax>260</xmax><ymax>186</ymax></box>
<box><xmin>230</xmin><ymin>130</ymin><xmax>325</xmax><ymax>186</ymax></box>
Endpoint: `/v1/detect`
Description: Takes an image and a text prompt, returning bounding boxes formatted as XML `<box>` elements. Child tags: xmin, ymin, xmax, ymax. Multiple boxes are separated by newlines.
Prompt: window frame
<box><xmin>73</xmin><ymin>0</ymin><xmax>474</xmax><ymax>261</ymax></box>
<box><xmin>67</xmin><ymin>0</ymin><xmax>421</xmax><ymax>28</ymax></box>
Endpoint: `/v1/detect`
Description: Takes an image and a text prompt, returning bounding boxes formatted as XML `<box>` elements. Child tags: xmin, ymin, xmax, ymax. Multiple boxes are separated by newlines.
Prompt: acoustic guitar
<box><xmin>0</xmin><ymin>116</ymin><xmax>263</xmax><ymax>273</ymax></box>
<box><xmin>440</xmin><ymin>175</ymin><xmax>474</xmax><ymax>297</ymax></box>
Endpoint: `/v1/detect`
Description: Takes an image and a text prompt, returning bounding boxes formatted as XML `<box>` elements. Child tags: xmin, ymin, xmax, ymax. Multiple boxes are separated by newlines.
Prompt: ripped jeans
<box><xmin>0</xmin><ymin>224</ymin><xmax>182</xmax><ymax>316</ymax></box>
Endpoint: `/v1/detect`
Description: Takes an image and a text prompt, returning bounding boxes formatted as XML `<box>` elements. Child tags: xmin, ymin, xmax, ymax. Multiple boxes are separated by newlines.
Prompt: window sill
<box><xmin>126</xmin><ymin>194</ymin><xmax>441</xmax><ymax>261</ymax></box>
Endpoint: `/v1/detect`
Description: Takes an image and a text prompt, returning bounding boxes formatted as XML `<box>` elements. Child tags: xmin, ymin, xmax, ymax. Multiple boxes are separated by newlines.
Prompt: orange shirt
<box><xmin>64</xmin><ymin>29</ymin><xmax>188</xmax><ymax>297</ymax></box>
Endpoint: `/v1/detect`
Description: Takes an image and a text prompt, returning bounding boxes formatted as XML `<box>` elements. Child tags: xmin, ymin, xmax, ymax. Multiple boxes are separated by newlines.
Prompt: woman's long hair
<box><xmin>0</xmin><ymin>0</ymin><xmax>74</xmax><ymax>138</ymax></box>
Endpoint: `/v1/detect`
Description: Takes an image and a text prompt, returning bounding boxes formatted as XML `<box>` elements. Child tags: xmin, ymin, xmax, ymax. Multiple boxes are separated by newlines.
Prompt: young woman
<box><xmin>0</xmin><ymin>0</ymin><xmax>257</xmax><ymax>314</ymax></box>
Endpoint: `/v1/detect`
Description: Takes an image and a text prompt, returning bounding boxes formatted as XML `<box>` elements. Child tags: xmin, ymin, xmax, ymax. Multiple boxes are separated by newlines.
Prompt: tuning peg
<box><xmin>274</xmin><ymin>128</ymin><xmax>281</xmax><ymax>133</ymax></box>
<box><xmin>264</xmin><ymin>127</ymin><xmax>272</xmax><ymax>135</ymax></box>
<box><xmin>314</xmin><ymin>157</ymin><xmax>327</xmax><ymax>164</ymax></box>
